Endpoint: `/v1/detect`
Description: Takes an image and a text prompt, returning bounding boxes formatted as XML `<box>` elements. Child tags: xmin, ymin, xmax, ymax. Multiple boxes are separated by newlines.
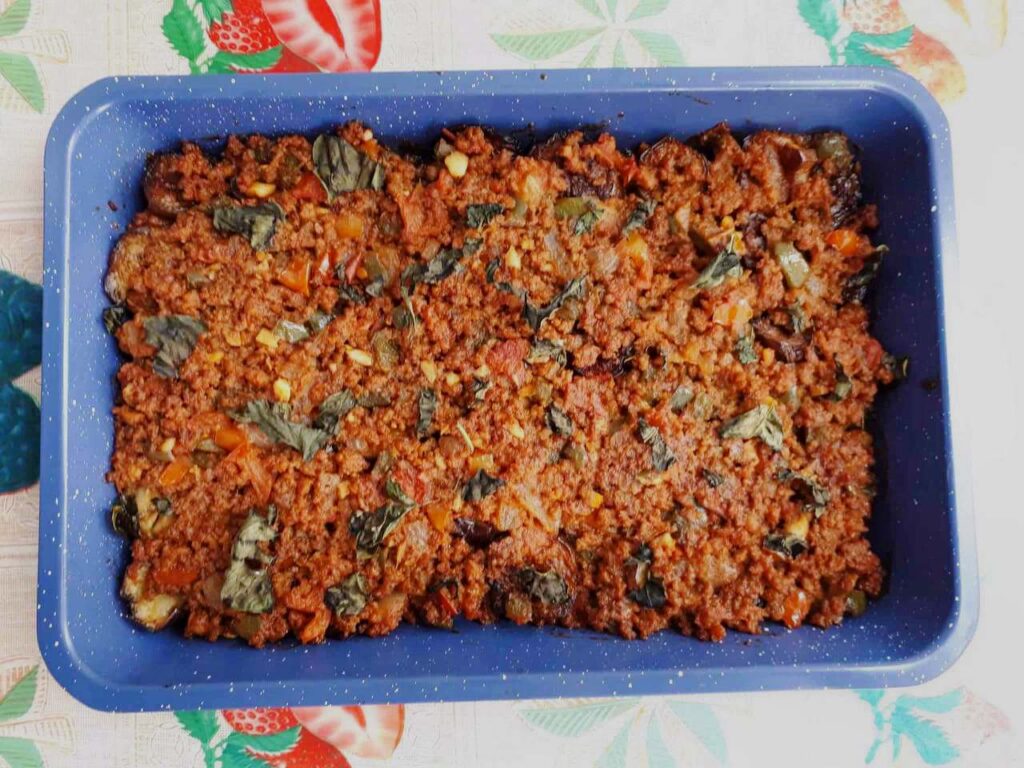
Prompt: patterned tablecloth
<box><xmin>1</xmin><ymin>1</ymin><xmax>1021</xmax><ymax>766</ymax></box>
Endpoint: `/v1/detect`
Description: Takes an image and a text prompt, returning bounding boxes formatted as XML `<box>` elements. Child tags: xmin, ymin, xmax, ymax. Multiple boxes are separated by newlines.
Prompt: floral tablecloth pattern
<box><xmin>1</xmin><ymin>1</ymin><xmax>1021</xmax><ymax>766</ymax></box>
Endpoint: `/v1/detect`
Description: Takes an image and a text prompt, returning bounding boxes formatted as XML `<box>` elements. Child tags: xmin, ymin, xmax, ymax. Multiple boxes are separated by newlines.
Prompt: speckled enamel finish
<box><xmin>38</xmin><ymin>68</ymin><xmax>975</xmax><ymax>712</ymax></box>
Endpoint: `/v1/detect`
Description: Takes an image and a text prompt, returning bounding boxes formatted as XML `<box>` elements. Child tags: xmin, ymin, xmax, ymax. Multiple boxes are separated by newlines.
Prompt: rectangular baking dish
<box><xmin>39</xmin><ymin>68</ymin><xmax>976</xmax><ymax>712</ymax></box>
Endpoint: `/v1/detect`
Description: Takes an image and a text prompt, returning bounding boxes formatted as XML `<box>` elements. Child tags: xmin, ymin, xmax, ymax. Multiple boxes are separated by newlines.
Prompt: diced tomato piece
<box><xmin>159</xmin><ymin>456</ymin><xmax>192</xmax><ymax>487</ymax></box>
<box><xmin>152</xmin><ymin>566</ymin><xmax>199</xmax><ymax>588</ymax></box>
<box><xmin>335</xmin><ymin>212</ymin><xmax>365</xmax><ymax>240</ymax></box>
<box><xmin>226</xmin><ymin>442</ymin><xmax>273</xmax><ymax>504</ymax></box>
<box><xmin>214</xmin><ymin>424</ymin><xmax>248</xmax><ymax>451</ymax></box>
<box><xmin>782</xmin><ymin>590</ymin><xmax>810</xmax><ymax>629</ymax></box>
<box><xmin>292</xmin><ymin>171</ymin><xmax>328</xmax><ymax>203</ymax></box>
<box><xmin>486</xmin><ymin>339</ymin><xmax>530</xmax><ymax>388</ymax></box>
<box><xmin>278</xmin><ymin>255</ymin><xmax>311</xmax><ymax>296</ymax></box>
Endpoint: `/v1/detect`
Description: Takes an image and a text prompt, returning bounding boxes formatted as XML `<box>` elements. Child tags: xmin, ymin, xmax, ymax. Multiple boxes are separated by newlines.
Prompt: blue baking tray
<box><xmin>38</xmin><ymin>68</ymin><xmax>976</xmax><ymax>712</ymax></box>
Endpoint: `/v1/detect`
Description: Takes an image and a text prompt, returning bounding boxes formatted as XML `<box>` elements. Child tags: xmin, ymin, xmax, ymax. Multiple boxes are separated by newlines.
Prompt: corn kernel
<box><xmin>159</xmin><ymin>437</ymin><xmax>176</xmax><ymax>455</ymax></box>
<box><xmin>762</xmin><ymin>348</ymin><xmax>776</xmax><ymax>365</ymax></box>
<box><xmin>445</xmin><ymin>372</ymin><xmax>460</xmax><ymax>387</ymax></box>
<box><xmin>273</xmin><ymin>378</ymin><xmax>292</xmax><ymax>403</ymax></box>
<box><xmin>224</xmin><ymin>329</ymin><xmax>243</xmax><ymax>347</ymax></box>
<box><xmin>474</xmin><ymin>364</ymin><xmax>491</xmax><ymax>378</ymax></box>
<box><xmin>337</xmin><ymin>481</ymin><xmax>350</xmax><ymax>500</ymax></box>
<box><xmin>720</xmin><ymin>215</ymin><xmax>735</xmax><ymax>230</ymax></box>
<box><xmin>506</xmin><ymin>246</ymin><xmax>522</xmax><ymax>270</ymax></box>
<box><xmin>206</xmin><ymin>351</ymin><xmax>224</xmax><ymax>364</ymax></box>
<box><xmin>254</xmin><ymin>250</ymin><xmax>270</xmax><ymax>262</ymax></box>
<box><xmin>420</xmin><ymin>360</ymin><xmax>438</xmax><ymax>383</ymax></box>
<box><xmin>346</xmin><ymin>348</ymin><xmax>373</xmax><ymax>366</ymax></box>
<box><xmin>256</xmin><ymin>328</ymin><xmax>279</xmax><ymax>350</ymax></box>
<box><xmin>469</xmin><ymin>453</ymin><xmax>496</xmax><ymax>473</ymax></box>
<box><xmin>588</xmin><ymin>490</ymin><xmax>604</xmax><ymax>509</ymax></box>
<box><xmin>507</xmin><ymin>421</ymin><xmax>526</xmax><ymax>440</ymax></box>
<box><xmin>444</xmin><ymin>151</ymin><xmax>469</xmax><ymax>178</ymax></box>
<box><xmin>247</xmin><ymin>181</ymin><xmax>277</xmax><ymax>198</ymax></box>
<box><xmin>786</xmin><ymin>511</ymin><xmax>811</xmax><ymax>540</ymax></box>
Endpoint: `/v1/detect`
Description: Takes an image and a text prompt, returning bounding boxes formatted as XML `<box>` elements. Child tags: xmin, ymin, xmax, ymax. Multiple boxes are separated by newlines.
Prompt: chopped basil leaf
<box><xmin>637</xmin><ymin>418</ymin><xmax>675</xmax><ymax>472</ymax></box>
<box><xmin>221</xmin><ymin>507</ymin><xmax>277</xmax><ymax>614</ymax></box>
<box><xmin>518</xmin><ymin>568</ymin><xmax>570</xmax><ymax>606</ymax></box>
<box><xmin>325</xmin><ymin>573</ymin><xmax>368</xmax><ymax>617</ymax></box>
<box><xmin>311</xmin><ymin>134</ymin><xmax>385</xmax><ymax>199</ymax></box>
<box><xmin>274</xmin><ymin>319</ymin><xmax>310</xmax><ymax>343</ymax></box>
<box><xmin>670</xmin><ymin>385</ymin><xmax>694</xmax><ymax>413</ymax></box>
<box><xmin>842</xmin><ymin>246</ymin><xmax>888</xmax><ymax>304</ymax></box>
<box><xmin>622</xmin><ymin>198</ymin><xmax>656</xmax><ymax>235</ymax></box>
<box><xmin>404</xmin><ymin>239</ymin><xmax>483</xmax><ymax>289</ymax></box>
<box><xmin>485</xmin><ymin>257</ymin><xmax>501</xmax><ymax>284</ymax></box>
<box><xmin>691</xmin><ymin>245</ymin><xmax>742</xmax><ymax>290</ymax></box>
<box><xmin>788</xmin><ymin>303</ymin><xmax>808</xmax><ymax>333</ymax></box>
<box><xmin>625</xmin><ymin>544</ymin><xmax>665</xmax><ymax>608</ymax></box>
<box><xmin>786</xmin><ymin>473</ymin><xmax>830</xmax><ymax>517</ymax></box>
<box><xmin>763</xmin><ymin>532</ymin><xmax>807</xmax><ymax>559</ymax></box>
<box><xmin>350</xmin><ymin>488</ymin><xmax>415</xmax><ymax>559</ymax></box>
<box><xmin>546</xmin><ymin>404</ymin><xmax>574</xmax><ymax>437</ymax></box>
<box><xmin>462</xmin><ymin>469</ymin><xmax>505</xmax><ymax>502</ymax></box>
<box><xmin>154</xmin><ymin>497</ymin><xmax>173</xmax><ymax>516</ymax></box>
<box><xmin>416</xmin><ymin>388</ymin><xmax>437</xmax><ymax>439</ymax></box>
<box><xmin>212</xmin><ymin>202</ymin><xmax>285</xmax><ymax>251</ymax></box>
<box><xmin>471</xmin><ymin>378</ymin><xmax>492</xmax><ymax>403</ymax></box>
<box><xmin>719</xmin><ymin>404</ymin><xmax>784</xmax><ymax>451</ymax></box>
<box><xmin>630</xmin><ymin>579</ymin><xmax>666</xmax><ymax>609</ymax></box>
<box><xmin>702</xmin><ymin>468</ymin><xmax>724</xmax><ymax>488</ymax></box>
<box><xmin>335</xmin><ymin>283</ymin><xmax>368</xmax><ymax>309</ymax></box>
<box><xmin>143</xmin><ymin>315</ymin><xmax>207</xmax><ymax>378</ymax></box>
<box><xmin>499</xmin><ymin>276</ymin><xmax>586</xmax><ymax>333</ymax></box>
<box><xmin>384</xmin><ymin>476</ymin><xmax>416</xmax><ymax>507</ymax></box>
<box><xmin>358</xmin><ymin>391</ymin><xmax>391</xmax><ymax>409</ymax></box>
<box><xmin>735</xmin><ymin>331</ymin><xmax>757</xmax><ymax>365</ymax></box>
<box><xmin>110</xmin><ymin>493</ymin><xmax>138</xmax><ymax>539</ymax></box>
<box><xmin>312</xmin><ymin>389</ymin><xmax>358</xmax><ymax>435</ymax></box>
<box><xmin>466</xmin><ymin>203</ymin><xmax>505</xmax><ymax>229</ymax></box>
<box><xmin>883</xmin><ymin>353</ymin><xmax>910</xmax><ymax>381</ymax></box>
<box><xmin>305</xmin><ymin>309</ymin><xmax>333</xmax><ymax>335</ymax></box>
<box><xmin>233</xmin><ymin>400</ymin><xmax>331</xmax><ymax>461</ymax></box>
<box><xmin>527</xmin><ymin>339</ymin><xmax>567</xmax><ymax>368</ymax></box>
<box><xmin>103</xmin><ymin>303</ymin><xmax>130</xmax><ymax>335</ymax></box>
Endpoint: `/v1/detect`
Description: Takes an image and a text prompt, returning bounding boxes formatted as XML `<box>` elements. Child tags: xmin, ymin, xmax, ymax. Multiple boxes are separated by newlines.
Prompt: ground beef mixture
<box><xmin>104</xmin><ymin>121</ymin><xmax>892</xmax><ymax>647</ymax></box>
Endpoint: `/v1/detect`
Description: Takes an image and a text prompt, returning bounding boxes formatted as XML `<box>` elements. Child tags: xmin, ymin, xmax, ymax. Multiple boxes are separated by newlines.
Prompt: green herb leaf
<box><xmin>350</xmin><ymin>501</ymin><xmax>413</xmax><ymax>559</ymax></box>
<box><xmin>735</xmin><ymin>331</ymin><xmax>757</xmax><ymax>365</ymax></box>
<box><xmin>463</xmin><ymin>469</ymin><xmax>505</xmax><ymax>502</ymax></box>
<box><xmin>527</xmin><ymin>339</ymin><xmax>567</xmax><ymax>368</ymax></box>
<box><xmin>701</xmin><ymin>468</ymin><xmax>724</xmax><ymax>488</ymax></box>
<box><xmin>385</xmin><ymin>476</ymin><xmax>416</xmax><ymax>507</ymax></box>
<box><xmin>669</xmin><ymin>385</ymin><xmax>694</xmax><ymax>413</ymax></box>
<box><xmin>312</xmin><ymin>389</ymin><xmax>358</xmax><ymax>435</ymax></box>
<box><xmin>788</xmin><ymin>303</ymin><xmax>808</xmax><ymax>333</ymax></box>
<box><xmin>143</xmin><ymin>315</ymin><xmax>207</xmax><ymax>378</ymax></box>
<box><xmin>787</xmin><ymin>473</ymin><xmax>830</xmax><ymax>516</ymax></box>
<box><xmin>485</xmin><ymin>257</ymin><xmax>501</xmax><ymax>284</ymax></box>
<box><xmin>500</xmin><ymin>276</ymin><xmax>586</xmax><ymax>333</ymax></box>
<box><xmin>554</xmin><ymin>197</ymin><xmax>602</xmax><ymax>236</ymax></box>
<box><xmin>622</xmin><ymin>198</ymin><xmax>656</xmax><ymax>235</ymax></box>
<box><xmin>335</xmin><ymin>283</ymin><xmax>368</xmax><ymax>308</ymax></box>
<box><xmin>466</xmin><ymin>203</ymin><xmax>505</xmax><ymax>228</ymax></box>
<box><xmin>233</xmin><ymin>400</ymin><xmax>331</xmax><ymax>461</ymax></box>
<box><xmin>110</xmin><ymin>494</ymin><xmax>139</xmax><ymax>539</ymax></box>
<box><xmin>417</xmin><ymin>388</ymin><xmax>437</xmax><ymax>439</ymax></box>
<box><xmin>629</xmin><ymin>577</ymin><xmax>666</xmax><ymax>608</ymax></box>
<box><xmin>827</xmin><ymin>362</ymin><xmax>853</xmax><ymax>401</ymax></box>
<box><xmin>325</xmin><ymin>573</ymin><xmax>368</xmax><ymax>617</ymax></box>
<box><xmin>404</xmin><ymin>239</ymin><xmax>483</xmax><ymax>288</ymax></box>
<box><xmin>274</xmin><ymin>319</ymin><xmax>310</xmax><ymax>343</ymax></box>
<box><xmin>691</xmin><ymin>246</ymin><xmax>742</xmax><ymax>290</ymax></box>
<box><xmin>221</xmin><ymin>507</ymin><xmax>277</xmax><ymax>613</ymax></box>
<box><xmin>719</xmin><ymin>404</ymin><xmax>784</xmax><ymax>451</ymax></box>
<box><xmin>358</xmin><ymin>391</ymin><xmax>391</xmax><ymax>409</ymax></box>
<box><xmin>471</xmin><ymin>378</ymin><xmax>492</xmax><ymax>403</ymax></box>
<box><xmin>637</xmin><ymin>418</ymin><xmax>675</xmax><ymax>471</ymax></box>
<box><xmin>764</xmin><ymin>532</ymin><xmax>807</xmax><ymax>558</ymax></box>
<box><xmin>212</xmin><ymin>202</ymin><xmax>285</xmax><ymax>251</ymax></box>
<box><xmin>546</xmin><ymin>404</ymin><xmax>574</xmax><ymax>437</ymax></box>
<box><xmin>311</xmin><ymin>134</ymin><xmax>385</xmax><ymax>199</ymax></box>
<box><xmin>103</xmin><ymin>303</ymin><xmax>130</xmax><ymax>335</ymax></box>
<box><xmin>518</xmin><ymin>568</ymin><xmax>571</xmax><ymax>606</ymax></box>
<box><xmin>842</xmin><ymin>246</ymin><xmax>887</xmax><ymax>304</ymax></box>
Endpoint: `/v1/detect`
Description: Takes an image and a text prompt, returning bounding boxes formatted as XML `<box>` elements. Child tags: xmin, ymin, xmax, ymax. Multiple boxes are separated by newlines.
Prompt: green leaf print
<box><xmin>666</xmin><ymin>702</ymin><xmax>727</xmax><ymax>765</ymax></box>
<box><xmin>645</xmin><ymin>713</ymin><xmax>675</xmax><ymax>768</ymax></box>
<box><xmin>612</xmin><ymin>36</ymin><xmax>627</xmax><ymax>67</ymax></box>
<box><xmin>628</xmin><ymin>0</ymin><xmax>670</xmax><ymax>22</ymax></box>
<box><xmin>860</xmin><ymin>688</ymin><xmax>962</xmax><ymax>765</ymax></box>
<box><xmin>519</xmin><ymin>700</ymin><xmax>636</xmax><ymax>737</ymax></box>
<box><xmin>0</xmin><ymin>667</ymin><xmax>37</xmax><ymax>722</ymax></box>
<box><xmin>162</xmin><ymin>0</ymin><xmax>206</xmax><ymax>66</ymax></box>
<box><xmin>898</xmin><ymin>690</ymin><xmax>963</xmax><ymax>715</ymax></box>
<box><xmin>595</xmin><ymin>721</ymin><xmax>631</xmax><ymax>768</ymax></box>
<box><xmin>207</xmin><ymin>47</ymin><xmax>284</xmax><ymax>73</ymax></box>
<box><xmin>604</xmin><ymin>0</ymin><xmax>619</xmax><ymax>20</ymax></box>
<box><xmin>629</xmin><ymin>30</ymin><xmax>685</xmax><ymax>65</ymax></box>
<box><xmin>574</xmin><ymin>0</ymin><xmax>605</xmax><ymax>19</ymax></box>
<box><xmin>226</xmin><ymin>728</ymin><xmax>302</xmax><ymax>755</ymax></box>
<box><xmin>0</xmin><ymin>738</ymin><xmax>43</xmax><ymax>768</ymax></box>
<box><xmin>197</xmin><ymin>0</ymin><xmax>232</xmax><ymax>24</ymax></box>
<box><xmin>890</xmin><ymin>709</ymin><xmax>958</xmax><ymax>765</ymax></box>
<box><xmin>843</xmin><ymin>40</ymin><xmax>893</xmax><ymax>68</ymax></box>
<box><xmin>579</xmin><ymin>41</ymin><xmax>601</xmax><ymax>67</ymax></box>
<box><xmin>174</xmin><ymin>711</ymin><xmax>219</xmax><ymax>745</ymax></box>
<box><xmin>0</xmin><ymin>52</ymin><xmax>43</xmax><ymax>112</ymax></box>
<box><xmin>491</xmin><ymin>28</ymin><xmax>605</xmax><ymax>61</ymax></box>
<box><xmin>798</xmin><ymin>0</ymin><xmax>840</xmax><ymax>41</ymax></box>
<box><xmin>847</xmin><ymin>27</ymin><xmax>914</xmax><ymax>51</ymax></box>
<box><xmin>0</xmin><ymin>0</ymin><xmax>30</xmax><ymax>38</ymax></box>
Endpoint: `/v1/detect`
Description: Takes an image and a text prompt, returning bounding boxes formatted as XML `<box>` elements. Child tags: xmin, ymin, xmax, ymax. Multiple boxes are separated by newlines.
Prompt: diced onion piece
<box><xmin>774</xmin><ymin>241</ymin><xmax>810</xmax><ymax>288</ymax></box>
<box><xmin>273</xmin><ymin>378</ymin><xmax>292</xmax><ymax>403</ymax></box>
<box><xmin>420</xmin><ymin>360</ymin><xmax>438</xmax><ymax>383</ymax></box>
<box><xmin>444</xmin><ymin>151</ymin><xmax>469</xmax><ymax>178</ymax></box>
<box><xmin>513</xmin><ymin>482</ymin><xmax>560</xmax><ymax>533</ymax></box>
<box><xmin>588</xmin><ymin>490</ymin><xmax>604</xmax><ymax>509</ymax></box>
<box><xmin>505</xmin><ymin>246</ymin><xmax>522</xmax><ymax>270</ymax></box>
<box><xmin>256</xmin><ymin>328</ymin><xmax>279</xmax><ymax>350</ymax></box>
<box><xmin>224</xmin><ymin>329</ymin><xmax>243</xmax><ymax>347</ymax></box>
<box><xmin>132</xmin><ymin>593</ymin><xmax>183</xmax><ymax>631</ymax></box>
